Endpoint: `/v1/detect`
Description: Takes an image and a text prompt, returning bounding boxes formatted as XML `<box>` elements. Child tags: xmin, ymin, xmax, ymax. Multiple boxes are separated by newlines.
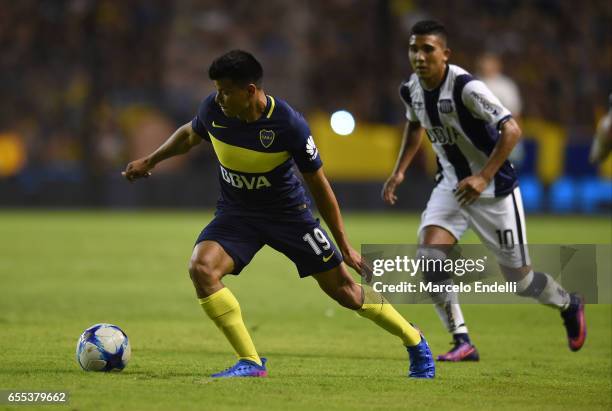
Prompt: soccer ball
<box><xmin>76</xmin><ymin>323</ymin><xmax>131</xmax><ymax>372</ymax></box>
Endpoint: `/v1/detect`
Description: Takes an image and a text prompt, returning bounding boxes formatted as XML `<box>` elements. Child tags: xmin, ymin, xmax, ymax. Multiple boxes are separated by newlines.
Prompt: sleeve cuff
<box><xmin>496</xmin><ymin>115</ymin><xmax>513</xmax><ymax>131</ymax></box>
<box><xmin>298</xmin><ymin>161</ymin><xmax>323</xmax><ymax>174</ymax></box>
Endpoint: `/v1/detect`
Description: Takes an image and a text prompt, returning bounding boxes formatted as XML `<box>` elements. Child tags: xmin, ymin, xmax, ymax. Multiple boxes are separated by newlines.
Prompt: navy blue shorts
<box><xmin>195</xmin><ymin>211</ymin><xmax>343</xmax><ymax>277</ymax></box>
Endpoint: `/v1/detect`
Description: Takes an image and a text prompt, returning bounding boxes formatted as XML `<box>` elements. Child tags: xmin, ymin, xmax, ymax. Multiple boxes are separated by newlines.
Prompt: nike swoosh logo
<box><xmin>212</xmin><ymin>121</ymin><xmax>228</xmax><ymax>128</ymax></box>
<box><xmin>322</xmin><ymin>251</ymin><xmax>335</xmax><ymax>262</ymax></box>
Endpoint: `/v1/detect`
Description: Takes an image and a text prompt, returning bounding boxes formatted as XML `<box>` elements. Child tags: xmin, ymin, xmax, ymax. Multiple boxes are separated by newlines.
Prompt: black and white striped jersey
<box><xmin>400</xmin><ymin>64</ymin><xmax>517</xmax><ymax>197</ymax></box>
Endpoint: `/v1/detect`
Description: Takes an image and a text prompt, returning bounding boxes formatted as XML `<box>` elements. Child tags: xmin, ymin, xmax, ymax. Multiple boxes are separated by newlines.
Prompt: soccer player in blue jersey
<box><xmin>382</xmin><ymin>21</ymin><xmax>586</xmax><ymax>361</ymax></box>
<box><xmin>123</xmin><ymin>50</ymin><xmax>434</xmax><ymax>378</ymax></box>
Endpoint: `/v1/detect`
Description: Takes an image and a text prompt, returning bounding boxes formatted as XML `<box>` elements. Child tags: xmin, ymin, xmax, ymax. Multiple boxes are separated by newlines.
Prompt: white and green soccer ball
<box><xmin>76</xmin><ymin>323</ymin><xmax>131</xmax><ymax>372</ymax></box>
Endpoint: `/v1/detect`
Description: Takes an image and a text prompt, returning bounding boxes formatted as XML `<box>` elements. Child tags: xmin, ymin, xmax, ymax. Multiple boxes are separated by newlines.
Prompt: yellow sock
<box><xmin>357</xmin><ymin>287</ymin><xmax>421</xmax><ymax>346</ymax></box>
<box><xmin>199</xmin><ymin>287</ymin><xmax>261</xmax><ymax>366</ymax></box>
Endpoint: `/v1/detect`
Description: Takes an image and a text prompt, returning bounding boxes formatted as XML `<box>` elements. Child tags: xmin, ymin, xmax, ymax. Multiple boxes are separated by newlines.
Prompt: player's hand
<box><xmin>455</xmin><ymin>175</ymin><xmax>489</xmax><ymax>206</ymax></box>
<box><xmin>122</xmin><ymin>158</ymin><xmax>153</xmax><ymax>182</ymax></box>
<box><xmin>382</xmin><ymin>172</ymin><xmax>404</xmax><ymax>205</ymax></box>
<box><xmin>341</xmin><ymin>245</ymin><xmax>373</xmax><ymax>282</ymax></box>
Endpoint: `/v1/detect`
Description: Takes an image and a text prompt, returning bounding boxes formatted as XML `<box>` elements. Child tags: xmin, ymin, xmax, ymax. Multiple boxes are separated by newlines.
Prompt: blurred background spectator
<box><xmin>476</xmin><ymin>52</ymin><xmax>525</xmax><ymax>166</ymax></box>
<box><xmin>476</xmin><ymin>52</ymin><xmax>522</xmax><ymax>121</ymax></box>
<box><xmin>0</xmin><ymin>0</ymin><xmax>610</xmax><ymax>212</ymax></box>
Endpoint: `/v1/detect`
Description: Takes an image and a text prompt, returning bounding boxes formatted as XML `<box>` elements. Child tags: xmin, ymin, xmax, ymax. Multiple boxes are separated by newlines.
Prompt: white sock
<box><xmin>434</xmin><ymin>302</ymin><xmax>468</xmax><ymax>334</ymax></box>
<box><xmin>517</xmin><ymin>270</ymin><xmax>570</xmax><ymax>310</ymax></box>
<box><xmin>430</xmin><ymin>279</ymin><xmax>468</xmax><ymax>334</ymax></box>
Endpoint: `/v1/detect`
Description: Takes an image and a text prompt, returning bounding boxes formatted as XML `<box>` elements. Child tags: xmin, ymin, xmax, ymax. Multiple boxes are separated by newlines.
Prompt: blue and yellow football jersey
<box><xmin>191</xmin><ymin>93</ymin><xmax>322</xmax><ymax>216</ymax></box>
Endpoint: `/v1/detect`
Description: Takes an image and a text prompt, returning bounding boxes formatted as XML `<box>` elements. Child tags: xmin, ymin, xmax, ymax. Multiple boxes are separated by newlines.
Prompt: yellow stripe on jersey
<box><xmin>208</xmin><ymin>131</ymin><xmax>290</xmax><ymax>173</ymax></box>
<box><xmin>266</xmin><ymin>95</ymin><xmax>276</xmax><ymax>119</ymax></box>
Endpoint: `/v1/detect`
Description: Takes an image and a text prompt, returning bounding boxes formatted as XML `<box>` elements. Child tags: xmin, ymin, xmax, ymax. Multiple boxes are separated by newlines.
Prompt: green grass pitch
<box><xmin>0</xmin><ymin>211</ymin><xmax>610</xmax><ymax>411</ymax></box>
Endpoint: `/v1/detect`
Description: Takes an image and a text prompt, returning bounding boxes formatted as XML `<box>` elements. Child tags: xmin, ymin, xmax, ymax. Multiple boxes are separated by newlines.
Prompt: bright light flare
<box><xmin>330</xmin><ymin>110</ymin><xmax>355</xmax><ymax>135</ymax></box>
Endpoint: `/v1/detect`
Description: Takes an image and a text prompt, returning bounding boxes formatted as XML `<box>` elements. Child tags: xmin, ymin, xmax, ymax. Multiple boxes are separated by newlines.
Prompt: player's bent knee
<box><xmin>499</xmin><ymin>263</ymin><xmax>531</xmax><ymax>281</ymax></box>
<box><xmin>188</xmin><ymin>258</ymin><xmax>222</xmax><ymax>285</ymax></box>
<box><xmin>416</xmin><ymin>246</ymin><xmax>450</xmax><ymax>283</ymax></box>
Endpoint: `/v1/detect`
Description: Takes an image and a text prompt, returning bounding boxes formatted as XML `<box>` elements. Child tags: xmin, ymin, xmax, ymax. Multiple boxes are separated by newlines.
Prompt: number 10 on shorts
<box><xmin>303</xmin><ymin>228</ymin><xmax>331</xmax><ymax>255</ymax></box>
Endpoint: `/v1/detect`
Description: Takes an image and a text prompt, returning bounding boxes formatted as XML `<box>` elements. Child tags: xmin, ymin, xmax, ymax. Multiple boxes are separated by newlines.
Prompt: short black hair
<box><xmin>208</xmin><ymin>50</ymin><xmax>263</xmax><ymax>87</ymax></box>
<box><xmin>410</xmin><ymin>20</ymin><xmax>448</xmax><ymax>45</ymax></box>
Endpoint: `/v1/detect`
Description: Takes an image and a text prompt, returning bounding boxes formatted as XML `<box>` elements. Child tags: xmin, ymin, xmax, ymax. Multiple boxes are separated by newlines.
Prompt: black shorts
<box><xmin>195</xmin><ymin>211</ymin><xmax>343</xmax><ymax>277</ymax></box>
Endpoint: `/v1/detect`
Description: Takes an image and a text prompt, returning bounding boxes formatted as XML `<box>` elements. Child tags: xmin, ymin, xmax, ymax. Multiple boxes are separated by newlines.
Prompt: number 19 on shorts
<box><xmin>303</xmin><ymin>228</ymin><xmax>331</xmax><ymax>255</ymax></box>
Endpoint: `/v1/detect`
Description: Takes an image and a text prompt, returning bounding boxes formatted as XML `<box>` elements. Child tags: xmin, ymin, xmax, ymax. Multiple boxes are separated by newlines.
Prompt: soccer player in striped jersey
<box><xmin>382</xmin><ymin>21</ymin><xmax>586</xmax><ymax>361</ymax></box>
<box><xmin>123</xmin><ymin>50</ymin><xmax>435</xmax><ymax>378</ymax></box>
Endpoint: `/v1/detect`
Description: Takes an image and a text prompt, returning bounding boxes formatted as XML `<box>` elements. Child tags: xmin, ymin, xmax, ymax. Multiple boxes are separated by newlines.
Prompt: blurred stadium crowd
<box><xmin>0</xmin><ymin>0</ymin><xmax>610</xmax><ymax>210</ymax></box>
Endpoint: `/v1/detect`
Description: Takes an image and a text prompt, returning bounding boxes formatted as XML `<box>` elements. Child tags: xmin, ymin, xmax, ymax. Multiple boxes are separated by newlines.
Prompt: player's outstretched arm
<box><xmin>122</xmin><ymin>122</ymin><xmax>201</xmax><ymax>182</ymax></box>
<box><xmin>455</xmin><ymin>117</ymin><xmax>521</xmax><ymax>205</ymax></box>
<box><xmin>382</xmin><ymin>121</ymin><xmax>423</xmax><ymax>205</ymax></box>
<box><xmin>302</xmin><ymin>168</ymin><xmax>366</xmax><ymax>275</ymax></box>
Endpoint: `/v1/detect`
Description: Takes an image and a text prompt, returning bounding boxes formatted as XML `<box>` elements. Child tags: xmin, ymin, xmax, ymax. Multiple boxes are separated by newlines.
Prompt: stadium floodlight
<box><xmin>330</xmin><ymin>110</ymin><xmax>355</xmax><ymax>135</ymax></box>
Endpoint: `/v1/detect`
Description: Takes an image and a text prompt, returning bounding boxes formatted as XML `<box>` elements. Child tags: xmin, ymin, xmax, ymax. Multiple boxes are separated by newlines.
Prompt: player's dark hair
<box><xmin>410</xmin><ymin>20</ymin><xmax>448</xmax><ymax>45</ymax></box>
<box><xmin>209</xmin><ymin>50</ymin><xmax>263</xmax><ymax>87</ymax></box>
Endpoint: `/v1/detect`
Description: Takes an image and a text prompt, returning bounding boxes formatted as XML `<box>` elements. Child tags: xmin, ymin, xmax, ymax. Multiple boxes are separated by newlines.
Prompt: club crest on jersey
<box><xmin>438</xmin><ymin>99</ymin><xmax>454</xmax><ymax>114</ymax></box>
<box><xmin>259</xmin><ymin>129</ymin><xmax>275</xmax><ymax>148</ymax></box>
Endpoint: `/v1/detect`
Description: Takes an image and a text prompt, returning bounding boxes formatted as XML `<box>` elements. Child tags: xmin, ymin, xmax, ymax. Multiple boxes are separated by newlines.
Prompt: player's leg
<box><xmin>419</xmin><ymin>226</ymin><xmax>479</xmax><ymax>361</ymax></box>
<box><xmin>468</xmin><ymin>187</ymin><xmax>586</xmax><ymax>351</ymax></box>
<box><xmin>190</xmin><ymin>217</ymin><xmax>268</xmax><ymax>376</ymax></box>
<box><xmin>312</xmin><ymin>264</ymin><xmax>435</xmax><ymax>378</ymax></box>
<box><xmin>312</xmin><ymin>264</ymin><xmax>421</xmax><ymax>345</ymax></box>
<box><xmin>189</xmin><ymin>240</ymin><xmax>234</xmax><ymax>298</ymax></box>
<box><xmin>417</xmin><ymin>186</ymin><xmax>478</xmax><ymax>361</ymax></box>
<box><xmin>263</xmin><ymin>212</ymin><xmax>433</xmax><ymax>377</ymax></box>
